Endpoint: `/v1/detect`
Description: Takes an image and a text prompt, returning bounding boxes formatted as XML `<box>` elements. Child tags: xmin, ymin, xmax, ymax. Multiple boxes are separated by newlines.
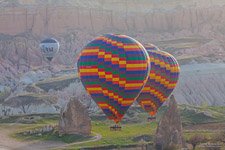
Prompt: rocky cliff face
<box><xmin>174</xmin><ymin>64</ymin><xmax>225</xmax><ymax>106</ymax></box>
<box><xmin>1</xmin><ymin>0</ymin><xmax>225</xmax><ymax>67</ymax></box>
<box><xmin>1</xmin><ymin>0</ymin><xmax>225</xmax><ymax>106</ymax></box>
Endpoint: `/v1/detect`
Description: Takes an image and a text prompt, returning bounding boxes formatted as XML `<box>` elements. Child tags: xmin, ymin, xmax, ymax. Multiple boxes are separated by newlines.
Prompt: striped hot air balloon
<box><xmin>137</xmin><ymin>50</ymin><xmax>180</xmax><ymax>117</ymax></box>
<box><xmin>77</xmin><ymin>34</ymin><xmax>150</xmax><ymax>124</ymax></box>
<box><xmin>144</xmin><ymin>43</ymin><xmax>160</xmax><ymax>51</ymax></box>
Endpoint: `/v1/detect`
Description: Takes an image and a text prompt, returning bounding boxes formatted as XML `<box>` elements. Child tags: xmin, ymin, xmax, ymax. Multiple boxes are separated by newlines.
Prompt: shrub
<box><xmin>187</xmin><ymin>134</ymin><xmax>208</xmax><ymax>150</ymax></box>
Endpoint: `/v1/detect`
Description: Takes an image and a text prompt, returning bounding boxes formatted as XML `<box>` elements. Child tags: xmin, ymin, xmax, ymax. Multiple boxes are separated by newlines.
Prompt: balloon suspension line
<box><xmin>147</xmin><ymin>116</ymin><xmax>156</xmax><ymax>122</ymax></box>
<box><xmin>48</xmin><ymin>60</ymin><xmax>51</xmax><ymax>71</ymax></box>
<box><xmin>47</xmin><ymin>60</ymin><xmax>54</xmax><ymax>77</ymax></box>
<box><xmin>110</xmin><ymin>124</ymin><xmax>122</xmax><ymax>131</ymax></box>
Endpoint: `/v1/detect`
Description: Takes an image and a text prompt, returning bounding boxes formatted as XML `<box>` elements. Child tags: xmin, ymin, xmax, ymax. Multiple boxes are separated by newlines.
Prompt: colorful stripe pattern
<box><xmin>137</xmin><ymin>50</ymin><xmax>180</xmax><ymax>116</ymax></box>
<box><xmin>78</xmin><ymin>34</ymin><xmax>150</xmax><ymax>123</ymax></box>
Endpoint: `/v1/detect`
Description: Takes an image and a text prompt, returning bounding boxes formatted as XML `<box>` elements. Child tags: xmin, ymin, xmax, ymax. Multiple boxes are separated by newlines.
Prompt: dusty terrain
<box><xmin>0</xmin><ymin>124</ymin><xmax>61</xmax><ymax>150</ymax></box>
<box><xmin>0</xmin><ymin>124</ymin><xmax>101</xmax><ymax>150</ymax></box>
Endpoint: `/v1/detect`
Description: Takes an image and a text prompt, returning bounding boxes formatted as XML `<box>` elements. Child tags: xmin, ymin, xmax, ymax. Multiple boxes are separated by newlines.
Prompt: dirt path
<box><xmin>0</xmin><ymin>125</ymin><xmax>31</xmax><ymax>150</ymax></box>
<box><xmin>0</xmin><ymin>125</ymin><xmax>102</xmax><ymax>150</ymax></box>
<box><xmin>53</xmin><ymin>132</ymin><xmax>102</xmax><ymax>150</ymax></box>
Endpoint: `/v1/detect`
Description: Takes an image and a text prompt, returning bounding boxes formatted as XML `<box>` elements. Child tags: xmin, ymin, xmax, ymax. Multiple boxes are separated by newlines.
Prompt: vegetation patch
<box><xmin>66</xmin><ymin>121</ymin><xmax>156</xmax><ymax>149</ymax></box>
<box><xmin>15</xmin><ymin>130</ymin><xmax>92</xmax><ymax>144</ymax></box>
<box><xmin>0</xmin><ymin>86</ymin><xmax>11</xmax><ymax>103</ymax></box>
<box><xmin>3</xmin><ymin>93</ymin><xmax>57</xmax><ymax>114</ymax></box>
<box><xmin>1</xmin><ymin>105</ymin><xmax>225</xmax><ymax>149</ymax></box>
<box><xmin>132</xmin><ymin>134</ymin><xmax>154</xmax><ymax>142</ymax></box>
<box><xmin>179</xmin><ymin>105</ymin><xmax>225</xmax><ymax>125</ymax></box>
<box><xmin>0</xmin><ymin>113</ymin><xmax>58</xmax><ymax>124</ymax></box>
<box><xmin>76</xmin><ymin>143</ymin><xmax>153</xmax><ymax>150</ymax></box>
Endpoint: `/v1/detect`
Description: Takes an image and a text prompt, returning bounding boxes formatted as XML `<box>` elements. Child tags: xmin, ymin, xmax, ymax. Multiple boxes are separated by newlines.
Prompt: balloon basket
<box><xmin>110</xmin><ymin>124</ymin><xmax>122</xmax><ymax>131</ymax></box>
<box><xmin>147</xmin><ymin>116</ymin><xmax>156</xmax><ymax>122</ymax></box>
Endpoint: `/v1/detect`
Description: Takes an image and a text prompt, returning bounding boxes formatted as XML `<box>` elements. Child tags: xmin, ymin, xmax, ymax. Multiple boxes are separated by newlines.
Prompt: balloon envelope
<box><xmin>137</xmin><ymin>50</ymin><xmax>180</xmax><ymax>116</ymax></box>
<box><xmin>144</xmin><ymin>43</ymin><xmax>160</xmax><ymax>51</ymax></box>
<box><xmin>40</xmin><ymin>38</ymin><xmax>59</xmax><ymax>61</ymax></box>
<box><xmin>78</xmin><ymin>34</ymin><xmax>150</xmax><ymax>123</ymax></box>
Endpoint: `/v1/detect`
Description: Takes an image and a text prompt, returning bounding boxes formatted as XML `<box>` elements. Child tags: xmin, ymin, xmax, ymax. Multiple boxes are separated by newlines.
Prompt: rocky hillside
<box><xmin>1</xmin><ymin>0</ymin><xmax>225</xmax><ymax>106</ymax></box>
<box><xmin>1</xmin><ymin>0</ymin><xmax>225</xmax><ymax>66</ymax></box>
<box><xmin>174</xmin><ymin>63</ymin><xmax>225</xmax><ymax>106</ymax></box>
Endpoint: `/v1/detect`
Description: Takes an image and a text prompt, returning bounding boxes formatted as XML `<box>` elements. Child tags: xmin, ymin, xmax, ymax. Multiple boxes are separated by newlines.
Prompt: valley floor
<box><xmin>0</xmin><ymin>105</ymin><xmax>225</xmax><ymax>150</ymax></box>
<box><xmin>0</xmin><ymin>122</ymin><xmax>225</xmax><ymax>150</ymax></box>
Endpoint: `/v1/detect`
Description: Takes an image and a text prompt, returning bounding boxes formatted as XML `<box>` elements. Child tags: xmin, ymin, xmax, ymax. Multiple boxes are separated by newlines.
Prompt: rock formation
<box><xmin>174</xmin><ymin>64</ymin><xmax>225</xmax><ymax>106</ymax></box>
<box><xmin>1</xmin><ymin>0</ymin><xmax>225</xmax><ymax>106</ymax></box>
<box><xmin>155</xmin><ymin>95</ymin><xmax>185</xmax><ymax>150</ymax></box>
<box><xmin>58</xmin><ymin>97</ymin><xmax>91</xmax><ymax>136</ymax></box>
<box><xmin>0</xmin><ymin>86</ymin><xmax>11</xmax><ymax>104</ymax></box>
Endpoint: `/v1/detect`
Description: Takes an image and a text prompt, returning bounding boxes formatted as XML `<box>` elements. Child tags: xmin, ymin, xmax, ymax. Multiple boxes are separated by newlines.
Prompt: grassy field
<box><xmin>8</xmin><ymin>115</ymin><xmax>156</xmax><ymax>149</ymax></box>
<box><xmin>0</xmin><ymin>105</ymin><xmax>225</xmax><ymax>149</ymax></box>
<box><xmin>179</xmin><ymin>105</ymin><xmax>225</xmax><ymax>125</ymax></box>
<box><xmin>69</xmin><ymin>121</ymin><xmax>156</xmax><ymax>149</ymax></box>
<box><xmin>15</xmin><ymin>131</ymin><xmax>93</xmax><ymax>144</ymax></box>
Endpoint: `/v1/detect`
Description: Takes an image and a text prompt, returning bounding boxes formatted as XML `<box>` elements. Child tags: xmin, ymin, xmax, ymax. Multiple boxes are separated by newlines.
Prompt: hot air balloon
<box><xmin>144</xmin><ymin>43</ymin><xmax>160</xmax><ymax>51</ymax></box>
<box><xmin>39</xmin><ymin>38</ymin><xmax>60</xmax><ymax>62</ymax></box>
<box><xmin>77</xmin><ymin>34</ymin><xmax>150</xmax><ymax>129</ymax></box>
<box><xmin>137</xmin><ymin>49</ymin><xmax>180</xmax><ymax>121</ymax></box>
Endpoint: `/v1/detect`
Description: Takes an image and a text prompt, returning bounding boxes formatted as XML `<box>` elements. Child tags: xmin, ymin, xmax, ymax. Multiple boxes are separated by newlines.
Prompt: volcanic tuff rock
<box><xmin>0</xmin><ymin>86</ymin><xmax>11</xmax><ymax>104</ymax></box>
<box><xmin>174</xmin><ymin>63</ymin><xmax>225</xmax><ymax>106</ymax></box>
<box><xmin>1</xmin><ymin>0</ymin><xmax>225</xmax><ymax>106</ymax></box>
<box><xmin>155</xmin><ymin>95</ymin><xmax>185</xmax><ymax>149</ymax></box>
<box><xmin>1</xmin><ymin>0</ymin><xmax>225</xmax><ymax>65</ymax></box>
<box><xmin>58</xmin><ymin>97</ymin><xmax>91</xmax><ymax>135</ymax></box>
